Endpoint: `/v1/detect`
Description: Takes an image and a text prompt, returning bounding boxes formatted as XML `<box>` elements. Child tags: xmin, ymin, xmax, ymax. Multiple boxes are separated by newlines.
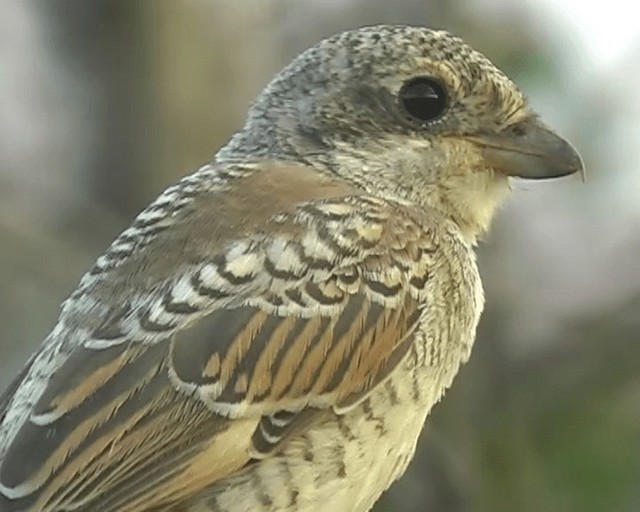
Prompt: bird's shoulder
<box><xmin>60</xmin><ymin>159</ymin><xmax>451</xmax><ymax>339</ymax></box>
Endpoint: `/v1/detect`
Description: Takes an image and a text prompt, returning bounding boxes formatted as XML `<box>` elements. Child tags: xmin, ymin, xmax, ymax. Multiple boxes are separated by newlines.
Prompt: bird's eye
<box><xmin>398</xmin><ymin>76</ymin><xmax>447</xmax><ymax>123</ymax></box>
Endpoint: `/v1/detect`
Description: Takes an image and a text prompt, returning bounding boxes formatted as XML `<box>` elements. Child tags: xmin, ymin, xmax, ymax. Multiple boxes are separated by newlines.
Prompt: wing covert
<box><xmin>0</xmin><ymin>162</ymin><xmax>439</xmax><ymax>512</ymax></box>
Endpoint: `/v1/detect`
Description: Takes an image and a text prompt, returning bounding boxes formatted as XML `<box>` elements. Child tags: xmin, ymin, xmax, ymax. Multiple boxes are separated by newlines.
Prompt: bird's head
<box><xmin>218</xmin><ymin>25</ymin><xmax>583</xmax><ymax>242</ymax></box>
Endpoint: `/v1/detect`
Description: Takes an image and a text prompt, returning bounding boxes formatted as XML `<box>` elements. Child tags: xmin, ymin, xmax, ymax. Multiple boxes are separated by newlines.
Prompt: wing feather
<box><xmin>0</xmin><ymin>161</ymin><xmax>438</xmax><ymax>511</ymax></box>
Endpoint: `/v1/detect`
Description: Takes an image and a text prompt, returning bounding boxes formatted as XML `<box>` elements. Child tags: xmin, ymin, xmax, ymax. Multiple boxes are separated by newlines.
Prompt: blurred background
<box><xmin>0</xmin><ymin>1</ymin><xmax>638</xmax><ymax>511</ymax></box>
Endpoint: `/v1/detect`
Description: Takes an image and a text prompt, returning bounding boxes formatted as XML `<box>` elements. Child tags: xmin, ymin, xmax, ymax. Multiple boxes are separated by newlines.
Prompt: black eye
<box><xmin>398</xmin><ymin>76</ymin><xmax>447</xmax><ymax>123</ymax></box>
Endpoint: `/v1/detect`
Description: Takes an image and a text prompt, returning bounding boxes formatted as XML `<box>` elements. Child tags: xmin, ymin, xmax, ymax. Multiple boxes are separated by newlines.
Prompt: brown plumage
<box><xmin>0</xmin><ymin>26</ymin><xmax>582</xmax><ymax>512</ymax></box>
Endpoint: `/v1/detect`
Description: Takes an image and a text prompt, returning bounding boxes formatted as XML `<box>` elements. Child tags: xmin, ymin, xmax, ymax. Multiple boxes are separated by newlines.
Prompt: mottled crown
<box><xmin>218</xmin><ymin>25</ymin><xmax>528</xmax><ymax>162</ymax></box>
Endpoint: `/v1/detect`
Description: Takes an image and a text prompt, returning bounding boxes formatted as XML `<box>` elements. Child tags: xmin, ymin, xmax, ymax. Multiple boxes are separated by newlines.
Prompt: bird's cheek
<box><xmin>431</xmin><ymin>138</ymin><xmax>490</xmax><ymax>177</ymax></box>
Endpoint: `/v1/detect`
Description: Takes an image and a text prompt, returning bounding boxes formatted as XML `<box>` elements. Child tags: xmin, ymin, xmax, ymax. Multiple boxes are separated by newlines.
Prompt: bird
<box><xmin>0</xmin><ymin>25</ymin><xmax>582</xmax><ymax>512</ymax></box>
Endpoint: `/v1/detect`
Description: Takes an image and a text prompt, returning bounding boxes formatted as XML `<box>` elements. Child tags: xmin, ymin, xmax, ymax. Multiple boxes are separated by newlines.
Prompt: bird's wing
<box><xmin>0</xmin><ymin>161</ymin><xmax>439</xmax><ymax>512</ymax></box>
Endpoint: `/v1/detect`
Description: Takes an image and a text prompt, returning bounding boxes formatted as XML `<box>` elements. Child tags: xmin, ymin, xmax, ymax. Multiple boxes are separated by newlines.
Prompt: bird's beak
<box><xmin>464</xmin><ymin>117</ymin><xmax>584</xmax><ymax>180</ymax></box>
